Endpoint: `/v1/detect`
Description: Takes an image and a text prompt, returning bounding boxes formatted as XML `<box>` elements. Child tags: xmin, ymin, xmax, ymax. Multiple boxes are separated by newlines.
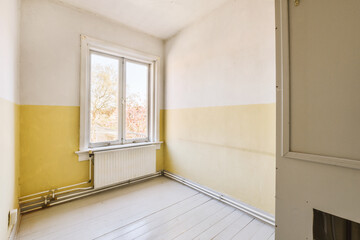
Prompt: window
<box><xmin>79</xmin><ymin>35</ymin><xmax>159</xmax><ymax>150</ymax></box>
<box><xmin>89</xmin><ymin>53</ymin><xmax>150</xmax><ymax>147</ymax></box>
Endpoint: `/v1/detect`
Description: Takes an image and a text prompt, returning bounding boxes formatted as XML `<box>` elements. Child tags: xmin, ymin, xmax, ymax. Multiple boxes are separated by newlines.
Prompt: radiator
<box><xmin>93</xmin><ymin>145</ymin><xmax>156</xmax><ymax>189</ymax></box>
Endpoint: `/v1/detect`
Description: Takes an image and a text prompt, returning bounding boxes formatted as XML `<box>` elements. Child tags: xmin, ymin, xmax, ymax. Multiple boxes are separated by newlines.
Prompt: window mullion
<box><xmin>118</xmin><ymin>57</ymin><xmax>124</xmax><ymax>144</ymax></box>
<box><xmin>122</xmin><ymin>58</ymin><xmax>127</xmax><ymax>144</ymax></box>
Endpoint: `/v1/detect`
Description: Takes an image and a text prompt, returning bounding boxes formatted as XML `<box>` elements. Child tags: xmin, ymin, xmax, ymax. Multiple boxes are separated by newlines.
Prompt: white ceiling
<box><xmin>56</xmin><ymin>0</ymin><xmax>230</xmax><ymax>39</ymax></box>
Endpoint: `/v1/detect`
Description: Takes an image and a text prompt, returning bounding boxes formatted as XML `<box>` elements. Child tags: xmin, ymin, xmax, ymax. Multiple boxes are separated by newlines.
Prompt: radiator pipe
<box><xmin>19</xmin><ymin>152</ymin><xmax>94</xmax><ymax>205</ymax></box>
<box><xmin>18</xmin><ymin>190</ymin><xmax>52</xmax><ymax>200</ymax></box>
<box><xmin>18</xmin><ymin>196</ymin><xmax>43</xmax><ymax>204</ymax></box>
<box><xmin>163</xmin><ymin>171</ymin><xmax>275</xmax><ymax>226</ymax></box>
<box><xmin>21</xmin><ymin>206</ymin><xmax>43</xmax><ymax>214</ymax></box>
<box><xmin>18</xmin><ymin>179</ymin><xmax>92</xmax><ymax>202</ymax></box>
<box><xmin>20</xmin><ymin>171</ymin><xmax>162</xmax><ymax>213</ymax></box>
<box><xmin>20</xmin><ymin>200</ymin><xmax>44</xmax><ymax>208</ymax></box>
<box><xmin>55</xmin><ymin>187</ymin><xmax>93</xmax><ymax>196</ymax></box>
<box><xmin>51</xmin><ymin>172</ymin><xmax>162</xmax><ymax>205</ymax></box>
<box><xmin>55</xmin><ymin>188</ymin><xmax>95</xmax><ymax>200</ymax></box>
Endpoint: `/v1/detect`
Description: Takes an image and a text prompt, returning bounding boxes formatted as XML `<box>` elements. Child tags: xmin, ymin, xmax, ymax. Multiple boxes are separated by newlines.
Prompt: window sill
<box><xmin>75</xmin><ymin>142</ymin><xmax>163</xmax><ymax>161</ymax></box>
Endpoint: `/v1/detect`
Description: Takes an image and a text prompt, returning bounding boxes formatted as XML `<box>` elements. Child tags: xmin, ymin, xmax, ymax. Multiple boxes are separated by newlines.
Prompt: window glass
<box><xmin>125</xmin><ymin>61</ymin><xmax>149</xmax><ymax>140</ymax></box>
<box><xmin>90</xmin><ymin>53</ymin><xmax>119</xmax><ymax>143</ymax></box>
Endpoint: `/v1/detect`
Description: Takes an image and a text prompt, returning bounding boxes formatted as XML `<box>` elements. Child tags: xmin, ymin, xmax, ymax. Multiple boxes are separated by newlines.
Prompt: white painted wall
<box><xmin>0</xmin><ymin>0</ymin><xmax>20</xmax><ymax>239</ymax></box>
<box><xmin>165</xmin><ymin>0</ymin><xmax>275</xmax><ymax>109</ymax></box>
<box><xmin>276</xmin><ymin>0</ymin><xmax>360</xmax><ymax>239</ymax></box>
<box><xmin>20</xmin><ymin>0</ymin><xmax>164</xmax><ymax>108</ymax></box>
<box><xmin>0</xmin><ymin>0</ymin><xmax>20</xmax><ymax>104</ymax></box>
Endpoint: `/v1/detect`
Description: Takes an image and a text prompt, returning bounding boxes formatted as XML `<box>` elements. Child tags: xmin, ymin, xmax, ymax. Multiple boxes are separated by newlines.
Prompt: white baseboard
<box><xmin>8</xmin><ymin>208</ymin><xmax>21</xmax><ymax>240</ymax></box>
<box><xmin>163</xmin><ymin>171</ymin><xmax>275</xmax><ymax>226</ymax></box>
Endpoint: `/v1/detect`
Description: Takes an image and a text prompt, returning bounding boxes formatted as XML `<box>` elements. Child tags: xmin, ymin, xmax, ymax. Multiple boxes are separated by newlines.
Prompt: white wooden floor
<box><xmin>17</xmin><ymin>177</ymin><xmax>274</xmax><ymax>240</ymax></box>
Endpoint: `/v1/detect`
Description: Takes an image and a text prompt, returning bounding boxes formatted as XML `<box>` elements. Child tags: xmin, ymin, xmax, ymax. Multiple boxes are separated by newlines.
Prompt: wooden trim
<box><xmin>278</xmin><ymin>0</ymin><xmax>290</xmax><ymax>157</ymax></box>
<box><xmin>285</xmin><ymin>152</ymin><xmax>360</xmax><ymax>170</ymax></box>
<box><xmin>80</xmin><ymin>34</ymin><xmax>90</xmax><ymax>151</ymax></box>
<box><xmin>76</xmin><ymin>141</ymin><xmax>162</xmax><ymax>161</ymax></box>
<box><xmin>277</xmin><ymin>0</ymin><xmax>360</xmax><ymax>170</ymax></box>
<box><xmin>79</xmin><ymin>34</ymin><xmax>161</xmax><ymax>155</ymax></box>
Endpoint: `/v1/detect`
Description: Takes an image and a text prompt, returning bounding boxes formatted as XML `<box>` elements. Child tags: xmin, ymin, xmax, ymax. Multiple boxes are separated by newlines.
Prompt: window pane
<box><xmin>125</xmin><ymin>61</ymin><xmax>149</xmax><ymax>140</ymax></box>
<box><xmin>90</xmin><ymin>53</ymin><xmax>119</xmax><ymax>143</ymax></box>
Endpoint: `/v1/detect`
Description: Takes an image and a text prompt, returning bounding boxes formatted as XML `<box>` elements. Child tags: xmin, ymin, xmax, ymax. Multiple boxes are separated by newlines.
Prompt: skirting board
<box><xmin>163</xmin><ymin>170</ymin><xmax>275</xmax><ymax>226</ymax></box>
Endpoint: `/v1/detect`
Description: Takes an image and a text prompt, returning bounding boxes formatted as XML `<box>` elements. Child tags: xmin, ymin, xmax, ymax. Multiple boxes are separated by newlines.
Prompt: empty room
<box><xmin>1</xmin><ymin>0</ymin><xmax>360</xmax><ymax>239</ymax></box>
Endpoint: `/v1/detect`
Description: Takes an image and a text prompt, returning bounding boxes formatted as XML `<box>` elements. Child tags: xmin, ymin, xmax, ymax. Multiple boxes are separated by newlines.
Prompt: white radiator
<box><xmin>93</xmin><ymin>145</ymin><xmax>156</xmax><ymax>189</ymax></box>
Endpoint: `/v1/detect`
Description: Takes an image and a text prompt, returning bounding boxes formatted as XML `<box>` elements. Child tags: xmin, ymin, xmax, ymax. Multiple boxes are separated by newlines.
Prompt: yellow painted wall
<box><xmin>0</xmin><ymin>98</ymin><xmax>20</xmax><ymax>238</ymax></box>
<box><xmin>164</xmin><ymin>104</ymin><xmax>276</xmax><ymax>214</ymax></box>
<box><xmin>20</xmin><ymin>105</ymin><xmax>88</xmax><ymax>196</ymax></box>
<box><xmin>156</xmin><ymin>109</ymin><xmax>165</xmax><ymax>171</ymax></box>
<box><xmin>20</xmin><ymin>105</ymin><xmax>165</xmax><ymax>196</ymax></box>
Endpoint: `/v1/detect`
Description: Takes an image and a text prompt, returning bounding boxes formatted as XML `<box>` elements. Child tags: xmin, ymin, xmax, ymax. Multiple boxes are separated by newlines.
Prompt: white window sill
<box><xmin>75</xmin><ymin>142</ymin><xmax>162</xmax><ymax>161</ymax></box>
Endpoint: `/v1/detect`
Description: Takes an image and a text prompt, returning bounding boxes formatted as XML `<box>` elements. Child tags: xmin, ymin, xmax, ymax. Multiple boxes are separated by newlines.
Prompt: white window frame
<box><xmin>78</xmin><ymin>35</ymin><xmax>160</xmax><ymax>154</ymax></box>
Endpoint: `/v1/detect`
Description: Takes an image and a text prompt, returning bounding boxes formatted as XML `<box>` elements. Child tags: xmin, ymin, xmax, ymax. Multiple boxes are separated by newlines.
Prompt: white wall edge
<box><xmin>8</xmin><ymin>208</ymin><xmax>21</xmax><ymax>240</ymax></box>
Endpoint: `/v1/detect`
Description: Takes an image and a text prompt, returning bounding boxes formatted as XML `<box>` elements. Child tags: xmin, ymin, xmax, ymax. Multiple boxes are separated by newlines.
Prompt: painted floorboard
<box><xmin>232</xmin><ymin>219</ymin><xmax>266</xmax><ymax>240</ymax></box>
<box><xmin>18</xmin><ymin>178</ymin><xmax>186</xmax><ymax>238</ymax></box>
<box><xmin>17</xmin><ymin>177</ymin><xmax>274</xmax><ymax>240</ymax></box>
<box><xmin>249</xmin><ymin>224</ymin><xmax>275</xmax><ymax>240</ymax></box>
<box><xmin>152</xmin><ymin>201</ymin><xmax>226</xmax><ymax>239</ymax></box>
<box><xmin>193</xmin><ymin>210</ymin><xmax>245</xmax><ymax>239</ymax></box>
<box><xmin>133</xmin><ymin>200</ymin><xmax>222</xmax><ymax>240</ymax></box>
<box><xmin>97</xmin><ymin>194</ymin><xmax>210</xmax><ymax>240</ymax></box>
<box><xmin>267</xmin><ymin>232</ymin><xmax>275</xmax><ymax>240</ymax></box>
<box><xmin>173</xmin><ymin>205</ymin><xmax>235</xmax><ymax>240</ymax></box>
<box><xmin>213</xmin><ymin>213</ymin><xmax>254</xmax><ymax>239</ymax></box>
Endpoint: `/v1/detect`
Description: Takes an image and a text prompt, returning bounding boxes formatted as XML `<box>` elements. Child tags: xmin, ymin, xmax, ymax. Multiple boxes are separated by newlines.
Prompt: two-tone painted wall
<box><xmin>19</xmin><ymin>0</ymin><xmax>164</xmax><ymax>196</ymax></box>
<box><xmin>19</xmin><ymin>0</ymin><xmax>275</xmax><ymax>220</ymax></box>
<box><xmin>0</xmin><ymin>0</ymin><xmax>21</xmax><ymax>238</ymax></box>
<box><xmin>164</xmin><ymin>0</ymin><xmax>276</xmax><ymax>214</ymax></box>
